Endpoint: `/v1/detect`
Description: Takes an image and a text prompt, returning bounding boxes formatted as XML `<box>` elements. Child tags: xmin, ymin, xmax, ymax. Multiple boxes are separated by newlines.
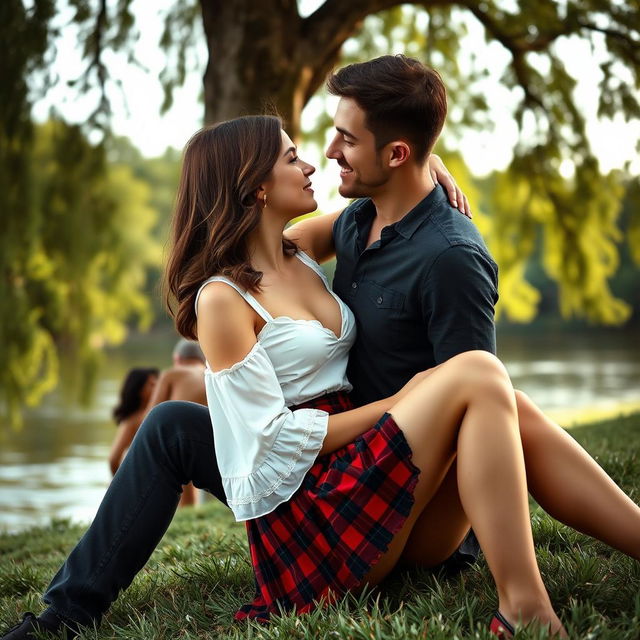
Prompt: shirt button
<box><xmin>351</xmin><ymin>282</ymin><xmax>358</xmax><ymax>289</ymax></box>
<box><xmin>377</xmin><ymin>296</ymin><xmax>383</xmax><ymax>304</ymax></box>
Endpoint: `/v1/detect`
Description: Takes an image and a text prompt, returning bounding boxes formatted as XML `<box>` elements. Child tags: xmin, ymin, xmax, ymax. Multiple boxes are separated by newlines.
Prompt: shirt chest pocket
<box><xmin>362</xmin><ymin>281</ymin><xmax>405</xmax><ymax>324</ymax></box>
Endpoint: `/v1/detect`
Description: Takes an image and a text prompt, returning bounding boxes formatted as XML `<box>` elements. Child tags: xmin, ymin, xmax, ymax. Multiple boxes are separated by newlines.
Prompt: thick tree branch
<box><xmin>457</xmin><ymin>1</ymin><xmax>570</xmax><ymax>113</ymax></box>
<box><xmin>303</xmin><ymin>0</ymin><xmax>407</xmax><ymax>53</ymax></box>
<box><xmin>299</xmin><ymin>1</ymin><xmax>456</xmax><ymax>116</ymax></box>
<box><xmin>576</xmin><ymin>20</ymin><xmax>640</xmax><ymax>65</ymax></box>
<box><xmin>459</xmin><ymin>0</ymin><xmax>570</xmax><ymax>53</ymax></box>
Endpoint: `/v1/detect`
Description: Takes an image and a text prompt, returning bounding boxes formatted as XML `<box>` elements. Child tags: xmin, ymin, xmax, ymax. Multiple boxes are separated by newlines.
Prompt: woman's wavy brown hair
<box><xmin>164</xmin><ymin>115</ymin><xmax>297</xmax><ymax>339</ymax></box>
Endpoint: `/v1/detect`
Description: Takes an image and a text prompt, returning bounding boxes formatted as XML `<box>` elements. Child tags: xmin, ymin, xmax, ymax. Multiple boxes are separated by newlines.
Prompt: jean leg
<box><xmin>43</xmin><ymin>401</ymin><xmax>226</xmax><ymax>625</ymax></box>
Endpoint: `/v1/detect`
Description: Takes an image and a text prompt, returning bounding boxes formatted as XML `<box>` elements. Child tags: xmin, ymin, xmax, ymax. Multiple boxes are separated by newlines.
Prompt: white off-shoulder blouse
<box><xmin>195</xmin><ymin>251</ymin><xmax>356</xmax><ymax>521</ymax></box>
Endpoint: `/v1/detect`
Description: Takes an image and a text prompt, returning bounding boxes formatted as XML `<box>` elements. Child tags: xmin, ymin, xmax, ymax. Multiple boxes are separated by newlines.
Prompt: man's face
<box><xmin>325</xmin><ymin>98</ymin><xmax>390</xmax><ymax>198</ymax></box>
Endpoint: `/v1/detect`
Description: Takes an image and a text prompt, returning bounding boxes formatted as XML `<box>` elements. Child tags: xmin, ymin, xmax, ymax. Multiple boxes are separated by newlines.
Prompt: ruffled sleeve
<box><xmin>205</xmin><ymin>341</ymin><xmax>329</xmax><ymax>521</ymax></box>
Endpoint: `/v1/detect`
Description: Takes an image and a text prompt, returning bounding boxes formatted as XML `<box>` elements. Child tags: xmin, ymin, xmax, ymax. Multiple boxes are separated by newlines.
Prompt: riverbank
<box><xmin>1</xmin><ymin>412</ymin><xmax>639</xmax><ymax>639</ymax></box>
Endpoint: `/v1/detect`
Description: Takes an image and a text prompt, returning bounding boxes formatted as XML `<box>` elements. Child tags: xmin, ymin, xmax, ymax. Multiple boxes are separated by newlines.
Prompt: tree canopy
<box><xmin>2</xmin><ymin>0</ymin><xmax>639</xmax><ymax>423</ymax></box>
<box><xmin>37</xmin><ymin>0</ymin><xmax>639</xmax><ymax>323</ymax></box>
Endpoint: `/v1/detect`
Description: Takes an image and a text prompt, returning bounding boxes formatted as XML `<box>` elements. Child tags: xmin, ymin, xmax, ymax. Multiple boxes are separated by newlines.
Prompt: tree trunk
<box><xmin>199</xmin><ymin>0</ymin><xmax>409</xmax><ymax>140</ymax></box>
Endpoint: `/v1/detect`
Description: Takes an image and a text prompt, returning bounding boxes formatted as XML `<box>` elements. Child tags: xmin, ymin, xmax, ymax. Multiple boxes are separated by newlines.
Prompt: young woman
<box><xmin>108</xmin><ymin>368</ymin><xmax>159</xmax><ymax>475</ymax></box>
<box><xmin>164</xmin><ymin>115</ymin><xmax>567</xmax><ymax>637</ymax></box>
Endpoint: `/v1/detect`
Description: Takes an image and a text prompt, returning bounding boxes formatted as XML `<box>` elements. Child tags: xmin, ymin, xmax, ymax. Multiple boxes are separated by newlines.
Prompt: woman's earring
<box><xmin>263</xmin><ymin>193</ymin><xmax>268</xmax><ymax>207</ymax></box>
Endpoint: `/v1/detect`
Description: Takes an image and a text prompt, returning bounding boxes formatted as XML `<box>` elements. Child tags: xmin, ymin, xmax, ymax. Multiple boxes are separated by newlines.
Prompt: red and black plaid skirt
<box><xmin>234</xmin><ymin>391</ymin><xmax>420</xmax><ymax>622</ymax></box>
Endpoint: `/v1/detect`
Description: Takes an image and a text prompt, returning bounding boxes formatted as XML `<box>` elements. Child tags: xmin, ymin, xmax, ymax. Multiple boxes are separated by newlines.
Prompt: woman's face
<box><xmin>261</xmin><ymin>130</ymin><xmax>317</xmax><ymax>219</ymax></box>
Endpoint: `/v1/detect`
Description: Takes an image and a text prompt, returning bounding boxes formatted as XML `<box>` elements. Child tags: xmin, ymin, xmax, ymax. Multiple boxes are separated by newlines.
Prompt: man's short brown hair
<box><xmin>327</xmin><ymin>55</ymin><xmax>447</xmax><ymax>164</ymax></box>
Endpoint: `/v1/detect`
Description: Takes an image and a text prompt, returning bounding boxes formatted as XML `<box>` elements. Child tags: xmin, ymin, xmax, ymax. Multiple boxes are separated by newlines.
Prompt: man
<box><xmin>289</xmin><ymin>56</ymin><xmax>628</xmax><ymax>584</ymax></box>
<box><xmin>288</xmin><ymin>55</ymin><xmax>492</xmax><ymax>568</ymax></box>
<box><xmin>144</xmin><ymin>338</ymin><xmax>207</xmax><ymax>506</ymax></box>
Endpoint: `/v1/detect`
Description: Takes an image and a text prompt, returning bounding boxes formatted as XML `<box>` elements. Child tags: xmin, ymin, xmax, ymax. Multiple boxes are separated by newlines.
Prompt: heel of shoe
<box><xmin>489</xmin><ymin>610</ymin><xmax>516</xmax><ymax>638</ymax></box>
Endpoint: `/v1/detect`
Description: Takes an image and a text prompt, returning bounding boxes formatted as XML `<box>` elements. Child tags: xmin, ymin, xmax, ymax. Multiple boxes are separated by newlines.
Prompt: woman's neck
<box><xmin>247</xmin><ymin>216</ymin><xmax>288</xmax><ymax>273</ymax></box>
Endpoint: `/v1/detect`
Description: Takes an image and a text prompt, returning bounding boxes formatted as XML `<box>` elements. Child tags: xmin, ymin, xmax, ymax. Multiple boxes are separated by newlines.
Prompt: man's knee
<box><xmin>140</xmin><ymin>401</ymin><xmax>212</xmax><ymax>444</ymax></box>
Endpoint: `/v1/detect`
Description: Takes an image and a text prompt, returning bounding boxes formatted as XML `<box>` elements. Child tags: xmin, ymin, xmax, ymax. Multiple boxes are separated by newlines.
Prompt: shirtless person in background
<box><xmin>145</xmin><ymin>338</ymin><xmax>207</xmax><ymax>506</ymax></box>
<box><xmin>148</xmin><ymin>339</ymin><xmax>207</xmax><ymax>407</ymax></box>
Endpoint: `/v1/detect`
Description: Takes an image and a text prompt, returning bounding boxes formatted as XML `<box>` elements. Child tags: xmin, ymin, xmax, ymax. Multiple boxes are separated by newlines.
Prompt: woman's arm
<box><xmin>196</xmin><ymin>281</ymin><xmax>259</xmax><ymax>371</ymax></box>
<box><xmin>319</xmin><ymin>368</ymin><xmax>437</xmax><ymax>454</ymax></box>
<box><xmin>319</xmin><ymin>398</ymin><xmax>393</xmax><ymax>454</ymax></box>
<box><xmin>285</xmin><ymin>157</ymin><xmax>470</xmax><ymax>263</ymax></box>
<box><xmin>285</xmin><ymin>210</ymin><xmax>342</xmax><ymax>263</ymax></box>
<box><xmin>428</xmin><ymin>154</ymin><xmax>471</xmax><ymax>217</ymax></box>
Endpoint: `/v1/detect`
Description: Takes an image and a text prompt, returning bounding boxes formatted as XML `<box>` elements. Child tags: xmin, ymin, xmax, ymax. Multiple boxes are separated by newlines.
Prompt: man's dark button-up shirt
<box><xmin>333</xmin><ymin>185</ymin><xmax>499</xmax><ymax>406</ymax></box>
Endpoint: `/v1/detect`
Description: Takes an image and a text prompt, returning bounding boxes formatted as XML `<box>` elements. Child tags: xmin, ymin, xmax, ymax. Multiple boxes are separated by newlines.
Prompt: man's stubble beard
<box><xmin>338</xmin><ymin>160</ymin><xmax>389</xmax><ymax>199</ymax></box>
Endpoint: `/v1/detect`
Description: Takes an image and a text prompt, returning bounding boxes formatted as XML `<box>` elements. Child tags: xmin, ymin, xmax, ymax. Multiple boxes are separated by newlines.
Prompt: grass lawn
<box><xmin>1</xmin><ymin>413</ymin><xmax>640</xmax><ymax>639</ymax></box>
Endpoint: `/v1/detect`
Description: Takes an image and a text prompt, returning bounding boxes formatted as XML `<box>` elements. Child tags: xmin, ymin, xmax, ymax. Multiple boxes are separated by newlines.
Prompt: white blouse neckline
<box><xmin>253</xmin><ymin>251</ymin><xmax>348</xmax><ymax>342</ymax></box>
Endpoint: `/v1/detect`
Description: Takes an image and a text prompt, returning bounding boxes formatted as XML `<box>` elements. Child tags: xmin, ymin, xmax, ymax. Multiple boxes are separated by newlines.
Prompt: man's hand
<box><xmin>428</xmin><ymin>154</ymin><xmax>471</xmax><ymax>218</ymax></box>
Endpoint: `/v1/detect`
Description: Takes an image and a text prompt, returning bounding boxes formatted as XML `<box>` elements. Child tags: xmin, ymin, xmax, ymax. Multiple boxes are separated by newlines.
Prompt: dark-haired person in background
<box><xmin>108</xmin><ymin>368</ymin><xmax>159</xmax><ymax>475</ymax></box>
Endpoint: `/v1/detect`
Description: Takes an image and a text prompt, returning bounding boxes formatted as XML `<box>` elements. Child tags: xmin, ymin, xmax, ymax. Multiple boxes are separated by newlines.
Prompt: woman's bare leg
<box><xmin>399</xmin><ymin>461</ymin><xmax>470</xmax><ymax>568</ymax></box>
<box><xmin>362</xmin><ymin>459</ymin><xmax>466</xmax><ymax>585</ymax></box>
<box><xmin>361</xmin><ymin>350</ymin><xmax>565</xmax><ymax>636</ymax></box>
<box><xmin>516</xmin><ymin>390</ymin><xmax>640</xmax><ymax>558</ymax></box>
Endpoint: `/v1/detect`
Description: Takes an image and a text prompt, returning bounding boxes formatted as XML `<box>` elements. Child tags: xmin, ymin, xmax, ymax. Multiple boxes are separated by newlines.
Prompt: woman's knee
<box><xmin>515</xmin><ymin>389</ymin><xmax>535</xmax><ymax>419</ymax></box>
<box><xmin>447</xmin><ymin>350</ymin><xmax>511</xmax><ymax>393</ymax></box>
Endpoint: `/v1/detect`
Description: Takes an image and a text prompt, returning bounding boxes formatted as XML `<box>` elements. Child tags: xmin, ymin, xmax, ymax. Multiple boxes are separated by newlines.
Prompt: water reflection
<box><xmin>0</xmin><ymin>330</ymin><xmax>638</xmax><ymax>532</ymax></box>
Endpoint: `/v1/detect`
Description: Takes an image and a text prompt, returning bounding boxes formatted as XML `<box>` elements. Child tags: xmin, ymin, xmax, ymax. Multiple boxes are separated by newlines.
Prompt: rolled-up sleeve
<box><xmin>205</xmin><ymin>342</ymin><xmax>328</xmax><ymax>521</ymax></box>
<box><xmin>421</xmin><ymin>244</ymin><xmax>499</xmax><ymax>364</ymax></box>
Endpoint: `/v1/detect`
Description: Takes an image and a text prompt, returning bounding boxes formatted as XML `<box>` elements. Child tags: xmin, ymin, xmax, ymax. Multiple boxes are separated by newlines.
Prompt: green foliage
<box><xmin>1</xmin><ymin>120</ymin><xmax>162</xmax><ymax>426</ymax></box>
<box><xmin>622</xmin><ymin>177</ymin><xmax>640</xmax><ymax>266</ymax></box>
<box><xmin>1</xmin><ymin>0</ymin><xmax>58</xmax><ymax>425</ymax></box>
<box><xmin>487</xmin><ymin>160</ymin><xmax>630</xmax><ymax>324</ymax></box>
<box><xmin>2</xmin><ymin>413</ymin><xmax>640</xmax><ymax>638</ymax></box>
<box><xmin>105</xmin><ymin>136</ymin><xmax>182</xmax><ymax>241</ymax></box>
<box><xmin>105</xmin><ymin>136</ymin><xmax>182</xmax><ymax>324</ymax></box>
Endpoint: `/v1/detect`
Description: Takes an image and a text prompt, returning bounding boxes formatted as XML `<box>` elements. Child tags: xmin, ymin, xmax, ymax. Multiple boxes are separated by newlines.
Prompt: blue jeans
<box><xmin>43</xmin><ymin>401</ymin><xmax>225</xmax><ymax>626</ymax></box>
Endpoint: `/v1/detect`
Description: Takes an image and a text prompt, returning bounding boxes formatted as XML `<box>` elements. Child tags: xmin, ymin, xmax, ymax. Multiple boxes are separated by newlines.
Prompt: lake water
<box><xmin>0</xmin><ymin>328</ymin><xmax>638</xmax><ymax>533</ymax></box>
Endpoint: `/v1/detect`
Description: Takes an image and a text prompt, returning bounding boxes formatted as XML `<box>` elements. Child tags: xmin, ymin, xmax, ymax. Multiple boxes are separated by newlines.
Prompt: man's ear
<box><xmin>387</xmin><ymin>141</ymin><xmax>411</xmax><ymax>168</ymax></box>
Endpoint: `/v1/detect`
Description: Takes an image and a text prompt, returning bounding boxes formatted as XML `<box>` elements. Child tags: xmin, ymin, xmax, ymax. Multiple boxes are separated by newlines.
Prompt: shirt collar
<box><xmin>394</xmin><ymin>185</ymin><xmax>447</xmax><ymax>239</ymax></box>
<box><xmin>353</xmin><ymin>185</ymin><xmax>447</xmax><ymax>241</ymax></box>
